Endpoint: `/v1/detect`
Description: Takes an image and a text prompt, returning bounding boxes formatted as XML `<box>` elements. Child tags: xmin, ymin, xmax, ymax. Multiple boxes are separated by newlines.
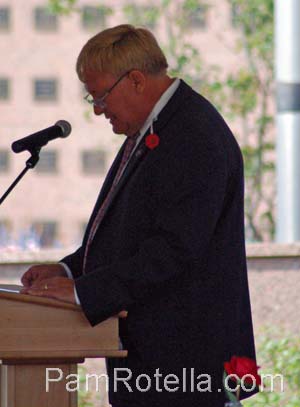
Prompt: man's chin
<box><xmin>111</xmin><ymin>127</ymin><xmax>124</xmax><ymax>135</ymax></box>
<box><xmin>111</xmin><ymin>122</ymin><xmax>130</xmax><ymax>136</ymax></box>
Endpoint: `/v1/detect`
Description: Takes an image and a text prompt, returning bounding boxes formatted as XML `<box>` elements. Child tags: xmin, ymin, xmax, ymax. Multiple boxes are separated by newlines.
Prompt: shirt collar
<box><xmin>138</xmin><ymin>77</ymin><xmax>180</xmax><ymax>139</ymax></box>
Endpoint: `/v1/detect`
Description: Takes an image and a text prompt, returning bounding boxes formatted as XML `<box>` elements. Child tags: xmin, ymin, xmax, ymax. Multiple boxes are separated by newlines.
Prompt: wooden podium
<box><xmin>0</xmin><ymin>291</ymin><xmax>127</xmax><ymax>407</ymax></box>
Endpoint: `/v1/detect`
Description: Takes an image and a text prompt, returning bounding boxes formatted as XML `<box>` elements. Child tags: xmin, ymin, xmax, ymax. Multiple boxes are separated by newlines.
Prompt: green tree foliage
<box><xmin>48</xmin><ymin>0</ymin><xmax>275</xmax><ymax>241</ymax></box>
<box><xmin>49</xmin><ymin>0</ymin><xmax>78</xmax><ymax>15</ymax></box>
<box><xmin>225</xmin><ymin>0</ymin><xmax>275</xmax><ymax>242</ymax></box>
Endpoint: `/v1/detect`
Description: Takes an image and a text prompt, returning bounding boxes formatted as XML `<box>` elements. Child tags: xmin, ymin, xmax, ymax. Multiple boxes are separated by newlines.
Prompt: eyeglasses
<box><xmin>84</xmin><ymin>71</ymin><xmax>129</xmax><ymax>109</ymax></box>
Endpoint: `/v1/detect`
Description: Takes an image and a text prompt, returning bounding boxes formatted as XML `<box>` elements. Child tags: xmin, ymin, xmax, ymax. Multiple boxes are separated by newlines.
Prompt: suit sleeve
<box><xmin>74</xmin><ymin>133</ymin><xmax>230</xmax><ymax>326</ymax></box>
<box><xmin>60</xmin><ymin>246</ymin><xmax>84</xmax><ymax>279</ymax></box>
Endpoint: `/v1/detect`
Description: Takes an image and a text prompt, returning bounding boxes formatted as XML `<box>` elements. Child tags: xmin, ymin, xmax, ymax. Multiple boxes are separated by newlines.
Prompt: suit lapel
<box><xmin>86</xmin><ymin>80</ymin><xmax>193</xmax><ymax>232</ymax></box>
<box><xmin>91</xmin><ymin>140</ymin><xmax>149</xmax><ymax>225</ymax></box>
<box><xmin>83</xmin><ymin>138</ymin><xmax>127</xmax><ymax>242</ymax></box>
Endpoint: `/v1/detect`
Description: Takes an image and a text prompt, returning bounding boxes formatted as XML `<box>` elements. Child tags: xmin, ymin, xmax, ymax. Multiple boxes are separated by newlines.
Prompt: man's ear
<box><xmin>128</xmin><ymin>70</ymin><xmax>146</xmax><ymax>94</ymax></box>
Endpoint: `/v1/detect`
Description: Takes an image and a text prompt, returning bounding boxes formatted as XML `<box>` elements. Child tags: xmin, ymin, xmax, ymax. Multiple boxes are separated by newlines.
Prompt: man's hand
<box><xmin>21</xmin><ymin>264</ymin><xmax>67</xmax><ymax>288</ymax></box>
<box><xmin>20</xmin><ymin>263</ymin><xmax>128</xmax><ymax>311</ymax></box>
<box><xmin>21</xmin><ymin>264</ymin><xmax>76</xmax><ymax>304</ymax></box>
<box><xmin>20</xmin><ymin>276</ymin><xmax>76</xmax><ymax>304</ymax></box>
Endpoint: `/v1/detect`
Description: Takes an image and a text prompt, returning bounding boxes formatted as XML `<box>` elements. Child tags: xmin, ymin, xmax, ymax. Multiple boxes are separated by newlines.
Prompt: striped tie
<box><xmin>82</xmin><ymin>134</ymin><xmax>138</xmax><ymax>273</ymax></box>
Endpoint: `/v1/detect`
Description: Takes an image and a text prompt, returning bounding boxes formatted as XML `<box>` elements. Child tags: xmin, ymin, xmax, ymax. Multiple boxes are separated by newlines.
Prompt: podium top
<box><xmin>0</xmin><ymin>289</ymin><xmax>127</xmax><ymax>360</ymax></box>
<box><xmin>0</xmin><ymin>290</ymin><xmax>81</xmax><ymax>311</ymax></box>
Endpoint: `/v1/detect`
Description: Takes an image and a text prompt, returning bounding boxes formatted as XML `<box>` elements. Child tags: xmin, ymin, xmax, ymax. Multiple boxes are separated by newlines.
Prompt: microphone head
<box><xmin>55</xmin><ymin>120</ymin><xmax>72</xmax><ymax>138</ymax></box>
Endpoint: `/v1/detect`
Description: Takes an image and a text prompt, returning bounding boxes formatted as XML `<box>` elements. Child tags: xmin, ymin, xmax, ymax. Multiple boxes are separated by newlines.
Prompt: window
<box><xmin>231</xmin><ymin>3</ymin><xmax>241</xmax><ymax>27</ymax></box>
<box><xmin>81</xmin><ymin>6</ymin><xmax>109</xmax><ymax>29</ymax></box>
<box><xmin>123</xmin><ymin>5</ymin><xmax>158</xmax><ymax>30</ymax></box>
<box><xmin>81</xmin><ymin>150</ymin><xmax>106</xmax><ymax>174</ymax></box>
<box><xmin>0</xmin><ymin>7</ymin><xmax>10</xmax><ymax>30</ymax></box>
<box><xmin>34</xmin><ymin>79</ymin><xmax>58</xmax><ymax>101</ymax></box>
<box><xmin>0</xmin><ymin>150</ymin><xmax>9</xmax><ymax>172</ymax></box>
<box><xmin>36</xmin><ymin>150</ymin><xmax>57</xmax><ymax>173</ymax></box>
<box><xmin>0</xmin><ymin>220</ymin><xmax>11</xmax><ymax>247</ymax></box>
<box><xmin>0</xmin><ymin>78</ymin><xmax>9</xmax><ymax>100</ymax></box>
<box><xmin>188</xmin><ymin>5</ymin><xmax>207</xmax><ymax>29</ymax></box>
<box><xmin>31</xmin><ymin>221</ymin><xmax>58</xmax><ymax>247</ymax></box>
<box><xmin>34</xmin><ymin>7</ymin><xmax>58</xmax><ymax>31</ymax></box>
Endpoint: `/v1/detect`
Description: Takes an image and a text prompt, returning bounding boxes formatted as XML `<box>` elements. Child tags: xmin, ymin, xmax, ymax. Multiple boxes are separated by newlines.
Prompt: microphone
<box><xmin>11</xmin><ymin>120</ymin><xmax>72</xmax><ymax>153</ymax></box>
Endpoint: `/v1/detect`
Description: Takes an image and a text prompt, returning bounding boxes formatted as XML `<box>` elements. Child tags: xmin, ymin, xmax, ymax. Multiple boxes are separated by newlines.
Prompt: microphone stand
<box><xmin>0</xmin><ymin>148</ymin><xmax>40</xmax><ymax>206</ymax></box>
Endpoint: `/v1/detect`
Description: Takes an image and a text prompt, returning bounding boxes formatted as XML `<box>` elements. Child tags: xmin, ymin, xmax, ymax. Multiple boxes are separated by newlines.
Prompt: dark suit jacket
<box><xmin>62</xmin><ymin>80</ymin><xmax>257</xmax><ymax>407</ymax></box>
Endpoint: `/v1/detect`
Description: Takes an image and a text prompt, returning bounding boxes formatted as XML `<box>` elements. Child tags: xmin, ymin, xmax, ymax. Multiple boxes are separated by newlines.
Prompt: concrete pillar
<box><xmin>275</xmin><ymin>0</ymin><xmax>300</xmax><ymax>241</ymax></box>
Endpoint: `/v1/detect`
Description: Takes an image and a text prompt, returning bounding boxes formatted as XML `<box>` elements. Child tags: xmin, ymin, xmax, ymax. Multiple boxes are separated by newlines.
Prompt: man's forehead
<box><xmin>83</xmin><ymin>71</ymin><xmax>114</xmax><ymax>92</ymax></box>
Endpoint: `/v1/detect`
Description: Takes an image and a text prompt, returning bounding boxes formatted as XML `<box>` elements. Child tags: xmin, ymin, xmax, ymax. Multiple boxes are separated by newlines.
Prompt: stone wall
<box><xmin>246</xmin><ymin>243</ymin><xmax>300</xmax><ymax>336</ymax></box>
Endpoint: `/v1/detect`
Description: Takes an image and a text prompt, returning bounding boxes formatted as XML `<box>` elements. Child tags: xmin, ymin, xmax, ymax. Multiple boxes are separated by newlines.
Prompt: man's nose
<box><xmin>93</xmin><ymin>105</ymin><xmax>104</xmax><ymax>115</ymax></box>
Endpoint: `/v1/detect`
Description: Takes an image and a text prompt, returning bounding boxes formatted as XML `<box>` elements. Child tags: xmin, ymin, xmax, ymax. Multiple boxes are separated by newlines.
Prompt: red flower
<box><xmin>224</xmin><ymin>356</ymin><xmax>261</xmax><ymax>386</ymax></box>
<box><xmin>145</xmin><ymin>133</ymin><xmax>160</xmax><ymax>150</ymax></box>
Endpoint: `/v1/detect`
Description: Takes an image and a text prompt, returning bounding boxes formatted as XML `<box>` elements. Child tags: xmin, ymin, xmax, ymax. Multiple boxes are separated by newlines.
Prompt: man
<box><xmin>21</xmin><ymin>24</ymin><xmax>257</xmax><ymax>406</ymax></box>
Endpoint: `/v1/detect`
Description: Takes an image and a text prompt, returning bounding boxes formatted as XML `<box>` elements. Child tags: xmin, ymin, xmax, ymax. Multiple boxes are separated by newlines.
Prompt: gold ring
<box><xmin>44</xmin><ymin>284</ymin><xmax>48</xmax><ymax>290</ymax></box>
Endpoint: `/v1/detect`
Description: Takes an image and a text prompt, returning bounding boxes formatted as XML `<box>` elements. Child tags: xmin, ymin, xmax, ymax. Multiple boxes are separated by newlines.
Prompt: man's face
<box><xmin>83</xmin><ymin>71</ymin><xmax>142</xmax><ymax>137</ymax></box>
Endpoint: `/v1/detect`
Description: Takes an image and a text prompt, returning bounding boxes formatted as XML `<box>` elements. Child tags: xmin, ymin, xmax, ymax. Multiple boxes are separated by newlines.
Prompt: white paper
<box><xmin>0</xmin><ymin>284</ymin><xmax>23</xmax><ymax>293</ymax></box>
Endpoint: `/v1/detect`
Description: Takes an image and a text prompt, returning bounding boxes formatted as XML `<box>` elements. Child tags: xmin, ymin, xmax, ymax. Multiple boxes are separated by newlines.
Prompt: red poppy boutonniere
<box><xmin>145</xmin><ymin>133</ymin><xmax>160</xmax><ymax>150</ymax></box>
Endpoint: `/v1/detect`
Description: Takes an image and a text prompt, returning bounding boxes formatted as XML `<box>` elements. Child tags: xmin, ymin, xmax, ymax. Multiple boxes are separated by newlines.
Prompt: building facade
<box><xmin>0</xmin><ymin>0</ymin><xmax>244</xmax><ymax>248</ymax></box>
